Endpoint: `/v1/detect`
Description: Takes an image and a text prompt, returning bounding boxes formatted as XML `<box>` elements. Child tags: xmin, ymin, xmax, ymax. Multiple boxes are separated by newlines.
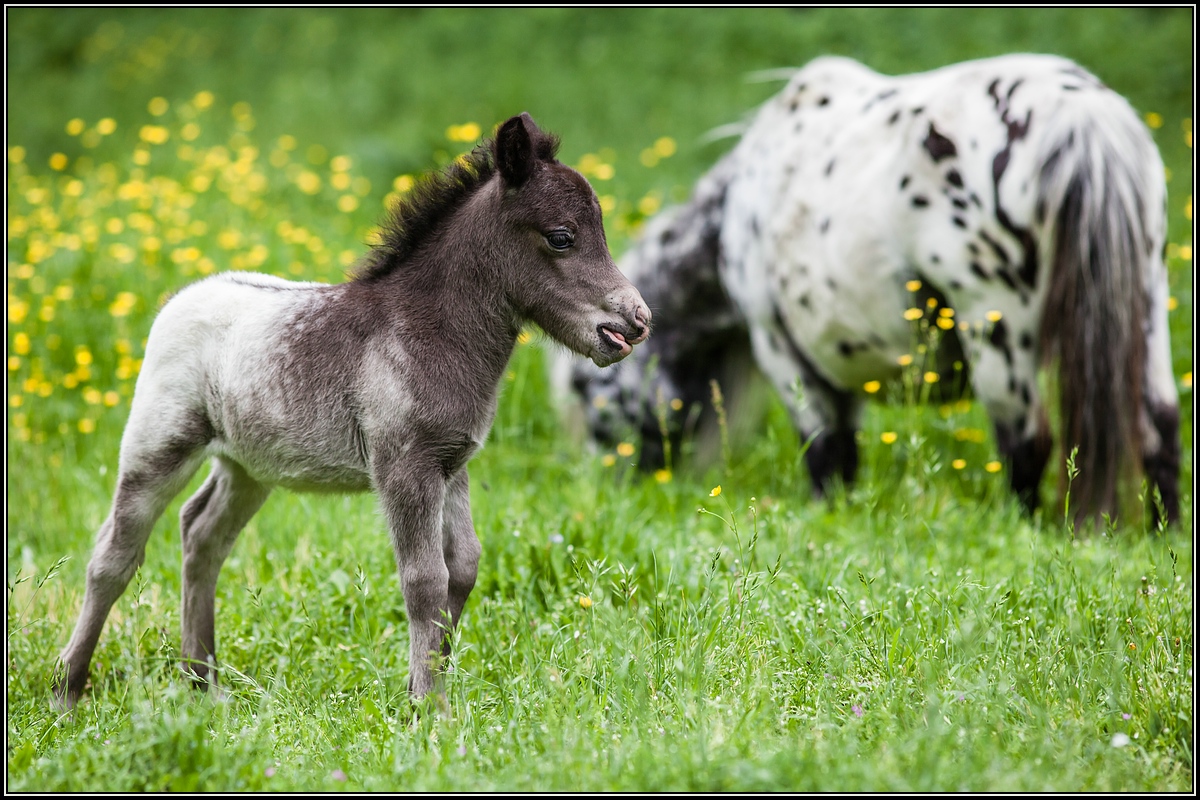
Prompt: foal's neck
<box><xmin>362</xmin><ymin>185</ymin><xmax>520</xmax><ymax>394</ymax></box>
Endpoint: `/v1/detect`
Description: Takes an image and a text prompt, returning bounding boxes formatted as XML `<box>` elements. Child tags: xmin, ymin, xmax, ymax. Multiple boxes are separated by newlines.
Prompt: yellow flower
<box><xmin>936</xmin><ymin>317</ymin><xmax>955</xmax><ymax>330</ymax></box>
<box><xmin>638</xmin><ymin>193</ymin><xmax>662</xmax><ymax>216</ymax></box>
<box><xmin>709</xmin><ymin>485</ymin><xmax>722</xmax><ymax>497</ymax></box>
<box><xmin>109</xmin><ymin>292</ymin><xmax>137</xmax><ymax>318</ymax></box>
<box><xmin>880</xmin><ymin>431</ymin><xmax>898</xmax><ymax>445</ymax></box>
<box><xmin>453</xmin><ymin>122</ymin><xmax>482</xmax><ymax>142</ymax></box>
<box><xmin>1181</xmin><ymin>372</ymin><xmax>1191</xmax><ymax>388</ymax></box>
<box><xmin>985</xmin><ymin>310</ymin><xmax>1003</xmax><ymax>323</ymax></box>
<box><xmin>669</xmin><ymin>398</ymin><xmax>684</xmax><ymax>411</ymax></box>
<box><xmin>897</xmin><ymin>354</ymin><xmax>913</xmax><ymax>367</ymax></box>
<box><xmin>49</xmin><ymin>153</ymin><xmax>68</xmax><ymax>171</ymax></box>
<box><xmin>601</xmin><ymin>454</ymin><xmax>616</xmax><ymax>467</ymax></box>
<box><xmin>653</xmin><ymin>137</ymin><xmax>677</xmax><ymax>158</ymax></box>
<box><xmin>923</xmin><ymin>371</ymin><xmax>940</xmax><ymax>384</ymax></box>
<box><xmin>13</xmin><ymin>333</ymin><xmax>30</xmax><ymax>355</ymax></box>
<box><xmin>1144</xmin><ymin>112</ymin><xmax>1163</xmax><ymax>129</ymax></box>
<box><xmin>83</xmin><ymin>387</ymin><xmax>102</xmax><ymax>405</ymax></box>
<box><xmin>148</xmin><ymin>97</ymin><xmax>169</xmax><ymax>116</ymax></box>
<box><xmin>905</xmin><ymin>279</ymin><xmax>922</xmax><ymax>292</ymax></box>
<box><xmin>654</xmin><ymin>469</ymin><xmax>672</xmax><ymax>483</ymax></box>
<box><xmin>139</xmin><ymin>125</ymin><xmax>170</xmax><ymax>145</ymax></box>
<box><xmin>1180</xmin><ymin>245</ymin><xmax>1192</xmax><ymax>261</ymax></box>
<box><xmin>65</xmin><ymin>118</ymin><xmax>85</xmax><ymax>136</ymax></box>
<box><xmin>985</xmin><ymin>461</ymin><xmax>1002</xmax><ymax>473</ymax></box>
<box><xmin>296</xmin><ymin>171</ymin><xmax>321</xmax><ymax>194</ymax></box>
<box><xmin>78</xmin><ymin>418</ymin><xmax>96</xmax><ymax>434</ymax></box>
<box><xmin>863</xmin><ymin>380</ymin><xmax>881</xmax><ymax>394</ymax></box>
<box><xmin>96</xmin><ymin>118</ymin><xmax>117</xmax><ymax>135</ymax></box>
<box><xmin>393</xmin><ymin>174</ymin><xmax>414</xmax><ymax>193</ymax></box>
<box><xmin>578</xmin><ymin>595</ymin><xmax>593</xmax><ymax>609</ymax></box>
<box><xmin>103</xmin><ymin>391</ymin><xmax>120</xmax><ymax>407</ymax></box>
<box><xmin>330</xmin><ymin>155</ymin><xmax>352</xmax><ymax>172</ymax></box>
<box><xmin>1167</xmin><ymin>296</ymin><xmax>1178</xmax><ymax>311</ymax></box>
<box><xmin>616</xmin><ymin>442</ymin><xmax>636</xmax><ymax>458</ymax></box>
<box><xmin>337</xmin><ymin>195</ymin><xmax>359</xmax><ymax>213</ymax></box>
<box><xmin>903</xmin><ymin>308</ymin><xmax>923</xmax><ymax>321</ymax></box>
<box><xmin>9</xmin><ymin>145</ymin><xmax>26</xmax><ymax>163</ymax></box>
<box><xmin>925</xmin><ymin>297</ymin><xmax>938</xmax><ymax>309</ymax></box>
<box><xmin>75</xmin><ymin>348</ymin><xmax>93</xmax><ymax>366</ymax></box>
<box><xmin>952</xmin><ymin>459</ymin><xmax>966</xmax><ymax>470</ymax></box>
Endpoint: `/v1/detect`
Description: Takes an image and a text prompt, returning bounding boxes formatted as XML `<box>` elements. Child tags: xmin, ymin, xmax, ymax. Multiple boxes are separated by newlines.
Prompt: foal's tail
<box><xmin>1036</xmin><ymin>83</ymin><xmax>1170</xmax><ymax>522</ymax></box>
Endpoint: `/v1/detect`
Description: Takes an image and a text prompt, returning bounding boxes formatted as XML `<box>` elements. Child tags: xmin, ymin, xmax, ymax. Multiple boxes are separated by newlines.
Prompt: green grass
<box><xmin>6</xmin><ymin>8</ymin><xmax>1193</xmax><ymax>792</ymax></box>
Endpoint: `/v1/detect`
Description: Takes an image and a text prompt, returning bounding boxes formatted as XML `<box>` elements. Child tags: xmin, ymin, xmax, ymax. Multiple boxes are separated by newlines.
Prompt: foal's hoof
<box><xmin>51</xmin><ymin>662</ymin><xmax>86</xmax><ymax>712</ymax></box>
<box><xmin>50</xmin><ymin>690</ymin><xmax>77</xmax><ymax>713</ymax></box>
<box><xmin>408</xmin><ymin>691</ymin><xmax>450</xmax><ymax>721</ymax></box>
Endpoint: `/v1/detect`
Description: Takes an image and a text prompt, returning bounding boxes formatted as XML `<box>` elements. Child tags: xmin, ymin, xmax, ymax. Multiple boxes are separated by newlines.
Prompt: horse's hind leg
<box><xmin>1140</xmin><ymin>288</ymin><xmax>1181</xmax><ymax>525</ymax></box>
<box><xmin>56</xmin><ymin>444</ymin><xmax>207</xmax><ymax>707</ymax></box>
<box><xmin>179</xmin><ymin>457</ymin><xmax>271</xmax><ymax>689</ymax></box>
<box><xmin>967</xmin><ymin>314</ymin><xmax>1052</xmax><ymax>515</ymax></box>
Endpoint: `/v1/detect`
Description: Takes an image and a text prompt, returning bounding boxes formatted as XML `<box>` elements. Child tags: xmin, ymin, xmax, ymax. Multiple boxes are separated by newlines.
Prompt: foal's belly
<box><xmin>208</xmin><ymin>436</ymin><xmax>374</xmax><ymax>493</ymax></box>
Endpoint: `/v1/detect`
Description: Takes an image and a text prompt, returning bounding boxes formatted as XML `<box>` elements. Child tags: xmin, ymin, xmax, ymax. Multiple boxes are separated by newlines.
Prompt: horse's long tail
<box><xmin>1036</xmin><ymin>83</ymin><xmax>1170</xmax><ymax>522</ymax></box>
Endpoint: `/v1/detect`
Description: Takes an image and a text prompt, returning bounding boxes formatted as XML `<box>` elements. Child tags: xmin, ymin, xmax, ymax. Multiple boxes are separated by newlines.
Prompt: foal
<box><xmin>56</xmin><ymin>113</ymin><xmax>650</xmax><ymax>708</ymax></box>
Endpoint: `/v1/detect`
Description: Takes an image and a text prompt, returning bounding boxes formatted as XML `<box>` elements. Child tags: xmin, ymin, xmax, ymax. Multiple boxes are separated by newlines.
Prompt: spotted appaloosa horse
<box><xmin>567</xmin><ymin>54</ymin><xmax>1180</xmax><ymax>525</ymax></box>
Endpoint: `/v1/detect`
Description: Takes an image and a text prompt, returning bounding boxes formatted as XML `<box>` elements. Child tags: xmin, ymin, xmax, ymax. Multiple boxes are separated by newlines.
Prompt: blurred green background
<box><xmin>8</xmin><ymin>7</ymin><xmax>1194</xmax><ymax>233</ymax></box>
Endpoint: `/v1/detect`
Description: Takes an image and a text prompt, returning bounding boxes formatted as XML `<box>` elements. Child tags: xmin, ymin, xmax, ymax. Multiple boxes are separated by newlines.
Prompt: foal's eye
<box><xmin>545</xmin><ymin>229</ymin><xmax>574</xmax><ymax>251</ymax></box>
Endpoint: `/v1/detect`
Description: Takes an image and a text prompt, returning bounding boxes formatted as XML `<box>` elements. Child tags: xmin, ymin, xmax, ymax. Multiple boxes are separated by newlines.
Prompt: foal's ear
<box><xmin>496</xmin><ymin>113</ymin><xmax>540</xmax><ymax>188</ymax></box>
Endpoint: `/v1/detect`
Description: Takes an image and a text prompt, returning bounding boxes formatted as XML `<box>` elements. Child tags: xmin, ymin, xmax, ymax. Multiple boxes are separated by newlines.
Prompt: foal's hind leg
<box><xmin>56</xmin><ymin>446</ymin><xmax>207</xmax><ymax>707</ymax></box>
<box><xmin>179</xmin><ymin>457</ymin><xmax>271</xmax><ymax>689</ymax></box>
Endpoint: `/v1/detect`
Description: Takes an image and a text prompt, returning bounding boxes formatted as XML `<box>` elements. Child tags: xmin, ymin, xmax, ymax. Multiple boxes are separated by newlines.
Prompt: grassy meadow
<box><xmin>6</xmin><ymin>8</ymin><xmax>1193</xmax><ymax>791</ymax></box>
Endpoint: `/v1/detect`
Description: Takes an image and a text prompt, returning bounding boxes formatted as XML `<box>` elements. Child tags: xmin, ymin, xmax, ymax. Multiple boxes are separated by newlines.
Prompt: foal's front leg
<box><xmin>441</xmin><ymin>469</ymin><xmax>481</xmax><ymax>658</ymax></box>
<box><xmin>373</xmin><ymin>455</ymin><xmax>450</xmax><ymax>701</ymax></box>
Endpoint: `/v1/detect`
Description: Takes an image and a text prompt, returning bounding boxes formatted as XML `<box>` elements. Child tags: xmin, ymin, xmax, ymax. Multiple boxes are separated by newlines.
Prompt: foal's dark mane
<box><xmin>354</xmin><ymin>124</ymin><xmax>561</xmax><ymax>282</ymax></box>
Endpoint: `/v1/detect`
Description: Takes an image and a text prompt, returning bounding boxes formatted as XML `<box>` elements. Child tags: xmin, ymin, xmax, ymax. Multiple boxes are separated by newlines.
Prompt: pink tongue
<box><xmin>604</xmin><ymin>327</ymin><xmax>632</xmax><ymax>355</ymax></box>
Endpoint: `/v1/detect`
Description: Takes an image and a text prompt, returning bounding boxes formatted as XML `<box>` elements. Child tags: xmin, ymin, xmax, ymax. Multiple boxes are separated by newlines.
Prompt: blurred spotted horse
<box><xmin>564</xmin><ymin>54</ymin><xmax>1180</xmax><ymax>525</ymax></box>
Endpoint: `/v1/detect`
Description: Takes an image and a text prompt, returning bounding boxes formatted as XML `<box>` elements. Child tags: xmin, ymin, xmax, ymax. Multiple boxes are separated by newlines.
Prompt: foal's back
<box><xmin>127</xmin><ymin>272</ymin><xmax>374</xmax><ymax>492</ymax></box>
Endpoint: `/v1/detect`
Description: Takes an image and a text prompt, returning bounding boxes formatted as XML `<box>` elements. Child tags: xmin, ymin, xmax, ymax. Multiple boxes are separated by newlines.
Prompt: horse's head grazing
<box><xmin>492</xmin><ymin>113</ymin><xmax>650</xmax><ymax>367</ymax></box>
